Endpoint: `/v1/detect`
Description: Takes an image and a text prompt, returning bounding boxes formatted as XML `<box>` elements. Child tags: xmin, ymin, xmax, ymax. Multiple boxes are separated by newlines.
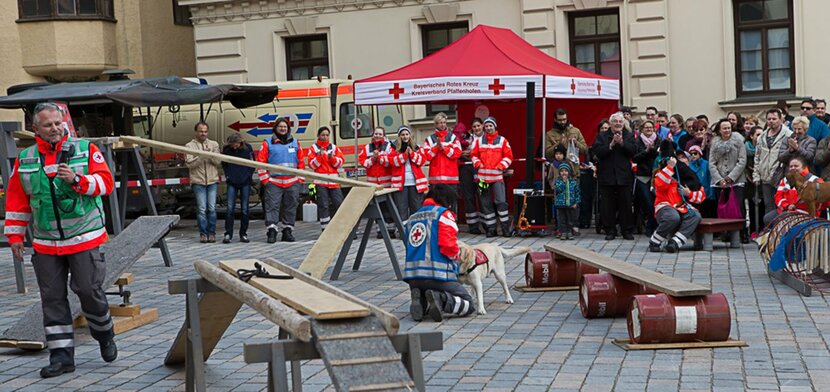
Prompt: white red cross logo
<box><xmin>408</xmin><ymin>222</ymin><xmax>427</xmax><ymax>247</ymax></box>
<box><xmin>388</xmin><ymin>83</ymin><xmax>405</xmax><ymax>100</ymax></box>
<box><xmin>488</xmin><ymin>79</ymin><xmax>506</xmax><ymax>96</ymax></box>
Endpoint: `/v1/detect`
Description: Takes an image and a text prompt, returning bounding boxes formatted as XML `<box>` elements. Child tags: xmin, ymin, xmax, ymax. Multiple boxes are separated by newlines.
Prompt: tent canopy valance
<box><xmin>354</xmin><ymin>25</ymin><xmax>620</xmax><ymax>105</ymax></box>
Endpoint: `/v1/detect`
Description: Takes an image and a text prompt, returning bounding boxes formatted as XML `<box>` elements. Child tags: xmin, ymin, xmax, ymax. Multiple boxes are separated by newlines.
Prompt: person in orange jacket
<box><xmin>257</xmin><ymin>117</ymin><xmax>305</xmax><ymax>243</ymax></box>
<box><xmin>423</xmin><ymin>113</ymin><xmax>462</xmax><ymax>210</ymax></box>
<box><xmin>359</xmin><ymin>126</ymin><xmax>396</xmax><ymax>237</ymax></box>
<box><xmin>471</xmin><ymin>117</ymin><xmax>514</xmax><ymax>237</ymax></box>
<box><xmin>4</xmin><ymin>103</ymin><xmax>117</xmax><ymax>378</ymax></box>
<box><xmin>764</xmin><ymin>156</ymin><xmax>828</xmax><ymax>225</ymax></box>
<box><xmin>307</xmin><ymin>126</ymin><xmax>345</xmax><ymax>232</ymax></box>
<box><xmin>389</xmin><ymin>125</ymin><xmax>429</xmax><ymax>220</ymax></box>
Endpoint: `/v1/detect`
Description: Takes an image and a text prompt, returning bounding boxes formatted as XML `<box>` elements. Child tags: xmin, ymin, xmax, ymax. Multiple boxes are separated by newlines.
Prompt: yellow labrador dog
<box><xmin>457</xmin><ymin>242</ymin><xmax>531</xmax><ymax>314</ymax></box>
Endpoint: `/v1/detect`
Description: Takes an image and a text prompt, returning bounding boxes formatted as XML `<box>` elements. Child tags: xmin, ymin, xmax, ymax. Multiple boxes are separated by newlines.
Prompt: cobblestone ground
<box><xmin>0</xmin><ymin>219</ymin><xmax>828</xmax><ymax>391</ymax></box>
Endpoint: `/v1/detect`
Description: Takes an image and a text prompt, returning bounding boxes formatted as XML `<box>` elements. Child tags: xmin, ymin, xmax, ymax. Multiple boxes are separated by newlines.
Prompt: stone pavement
<box><xmin>0</xmin><ymin>219</ymin><xmax>828</xmax><ymax>391</ymax></box>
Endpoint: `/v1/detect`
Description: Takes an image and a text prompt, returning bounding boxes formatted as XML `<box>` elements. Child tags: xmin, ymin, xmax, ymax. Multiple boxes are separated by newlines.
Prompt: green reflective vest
<box><xmin>16</xmin><ymin>139</ymin><xmax>105</xmax><ymax>241</ymax></box>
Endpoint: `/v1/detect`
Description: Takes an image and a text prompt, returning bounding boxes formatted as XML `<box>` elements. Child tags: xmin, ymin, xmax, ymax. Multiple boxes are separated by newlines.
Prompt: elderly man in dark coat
<box><xmin>592</xmin><ymin>112</ymin><xmax>637</xmax><ymax>240</ymax></box>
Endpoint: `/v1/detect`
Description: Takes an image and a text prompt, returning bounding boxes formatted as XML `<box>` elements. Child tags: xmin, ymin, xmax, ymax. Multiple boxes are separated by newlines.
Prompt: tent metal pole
<box><xmin>525</xmin><ymin>82</ymin><xmax>535</xmax><ymax>186</ymax></box>
<box><xmin>541</xmin><ymin>96</ymin><xmax>547</xmax><ymax>192</ymax></box>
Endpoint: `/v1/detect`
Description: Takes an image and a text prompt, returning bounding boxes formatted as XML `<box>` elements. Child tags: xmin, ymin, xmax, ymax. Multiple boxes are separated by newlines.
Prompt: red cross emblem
<box><xmin>412</xmin><ymin>228</ymin><xmax>423</xmax><ymax>241</ymax></box>
<box><xmin>570</xmin><ymin>79</ymin><xmax>576</xmax><ymax>95</ymax></box>
<box><xmin>488</xmin><ymin>78</ymin><xmax>506</xmax><ymax>96</ymax></box>
<box><xmin>408</xmin><ymin>222</ymin><xmax>427</xmax><ymax>246</ymax></box>
<box><xmin>388</xmin><ymin>83</ymin><xmax>405</xmax><ymax>100</ymax></box>
<box><xmin>596</xmin><ymin>80</ymin><xmax>602</xmax><ymax>95</ymax></box>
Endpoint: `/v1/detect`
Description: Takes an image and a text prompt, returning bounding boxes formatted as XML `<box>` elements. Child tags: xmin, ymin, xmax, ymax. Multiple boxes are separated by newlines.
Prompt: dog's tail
<box><xmin>500</xmin><ymin>246</ymin><xmax>532</xmax><ymax>260</ymax></box>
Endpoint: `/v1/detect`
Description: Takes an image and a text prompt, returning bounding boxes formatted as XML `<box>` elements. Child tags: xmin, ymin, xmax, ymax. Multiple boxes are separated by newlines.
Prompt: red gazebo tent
<box><xmin>354</xmin><ymin>24</ymin><xmax>620</xmax><ymax>196</ymax></box>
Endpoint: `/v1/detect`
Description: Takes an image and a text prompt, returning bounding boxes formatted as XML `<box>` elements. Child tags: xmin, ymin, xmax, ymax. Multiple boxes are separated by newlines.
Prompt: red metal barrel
<box><xmin>524</xmin><ymin>252</ymin><xmax>598</xmax><ymax>287</ymax></box>
<box><xmin>627</xmin><ymin>293</ymin><xmax>731</xmax><ymax>344</ymax></box>
<box><xmin>579</xmin><ymin>273</ymin><xmax>656</xmax><ymax>318</ymax></box>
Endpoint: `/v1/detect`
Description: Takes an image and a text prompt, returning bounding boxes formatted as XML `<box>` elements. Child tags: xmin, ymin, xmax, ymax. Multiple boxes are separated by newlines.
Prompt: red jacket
<box><xmin>653</xmin><ymin>166</ymin><xmax>706</xmax><ymax>214</ymax></box>
<box><xmin>4</xmin><ymin>135</ymin><xmax>113</xmax><ymax>255</ymax></box>
<box><xmin>471</xmin><ymin>132</ymin><xmax>513</xmax><ymax>183</ymax></box>
<box><xmin>389</xmin><ymin>146</ymin><xmax>428</xmax><ymax>193</ymax></box>
<box><xmin>423</xmin><ymin>129</ymin><xmax>461</xmax><ymax>184</ymax></box>
<box><xmin>775</xmin><ymin>169</ymin><xmax>827</xmax><ymax>214</ymax></box>
<box><xmin>359</xmin><ymin>139</ymin><xmax>393</xmax><ymax>187</ymax></box>
<box><xmin>423</xmin><ymin>198</ymin><xmax>460</xmax><ymax>260</ymax></box>
<box><xmin>256</xmin><ymin>138</ymin><xmax>306</xmax><ymax>188</ymax></box>
<box><xmin>306</xmin><ymin>141</ymin><xmax>344</xmax><ymax>188</ymax></box>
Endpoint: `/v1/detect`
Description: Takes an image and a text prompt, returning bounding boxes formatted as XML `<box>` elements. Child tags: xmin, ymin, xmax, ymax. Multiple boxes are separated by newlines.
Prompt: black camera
<box><xmin>59</xmin><ymin>143</ymin><xmax>75</xmax><ymax>165</ymax></box>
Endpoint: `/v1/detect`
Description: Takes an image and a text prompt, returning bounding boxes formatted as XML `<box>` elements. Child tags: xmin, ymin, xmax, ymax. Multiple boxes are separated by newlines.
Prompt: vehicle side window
<box><xmin>339</xmin><ymin>103</ymin><xmax>372</xmax><ymax>139</ymax></box>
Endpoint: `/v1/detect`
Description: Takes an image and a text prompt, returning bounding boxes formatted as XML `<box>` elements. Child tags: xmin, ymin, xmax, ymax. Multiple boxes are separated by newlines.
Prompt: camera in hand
<box><xmin>59</xmin><ymin>143</ymin><xmax>75</xmax><ymax>165</ymax></box>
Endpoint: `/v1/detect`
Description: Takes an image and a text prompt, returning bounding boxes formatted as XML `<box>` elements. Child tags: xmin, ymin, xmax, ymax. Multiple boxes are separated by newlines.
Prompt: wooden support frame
<box><xmin>243</xmin><ymin>332</ymin><xmax>443</xmax><ymax>392</ymax></box>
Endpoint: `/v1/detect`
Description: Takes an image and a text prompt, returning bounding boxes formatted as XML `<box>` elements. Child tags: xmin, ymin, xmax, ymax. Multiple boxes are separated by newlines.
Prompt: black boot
<box><xmin>409</xmin><ymin>288</ymin><xmax>424</xmax><ymax>322</ymax></box>
<box><xmin>267</xmin><ymin>228</ymin><xmax>277</xmax><ymax>243</ymax></box>
<box><xmin>741</xmin><ymin>229</ymin><xmax>750</xmax><ymax>244</ymax></box>
<box><xmin>424</xmin><ymin>290</ymin><xmax>444</xmax><ymax>322</ymax></box>
<box><xmin>100</xmin><ymin>339</ymin><xmax>117</xmax><ymax>362</ymax></box>
<box><xmin>281</xmin><ymin>228</ymin><xmax>295</xmax><ymax>242</ymax></box>
<box><xmin>469</xmin><ymin>225</ymin><xmax>482</xmax><ymax>235</ymax></box>
<box><xmin>502</xmin><ymin>224</ymin><xmax>515</xmax><ymax>238</ymax></box>
<box><xmin>485</xmin><ymin>227</ymin><xmax>497</xmax><ymax>237</ymax></box>
<box><xmin>40</xmin><ymin>363</ymin><xmax>75</xmax><ymax>378</ymax></box>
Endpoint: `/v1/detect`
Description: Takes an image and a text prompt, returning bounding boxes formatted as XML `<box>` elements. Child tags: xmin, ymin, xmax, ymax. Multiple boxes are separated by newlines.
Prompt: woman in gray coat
<box><xmin>709</xmin><ymin>118</ymin><xmax>749</xmax><ymax>242</ymax></box>
<box><xmin>779</xmin><ymin>116</ymin><xmax>816</xmax><ymax>166</ymax></box>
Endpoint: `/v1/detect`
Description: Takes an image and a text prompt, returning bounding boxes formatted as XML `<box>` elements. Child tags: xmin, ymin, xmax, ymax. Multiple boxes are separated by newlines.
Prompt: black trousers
<box><xmin>599</xmin><ymin>184</ymin><xmax>633</xmax><ymax>235</ymax></box>
<box><xmin>579</xmin><ymin>170</ymin><xmax>595</xmax><ymax>227</ymax></box>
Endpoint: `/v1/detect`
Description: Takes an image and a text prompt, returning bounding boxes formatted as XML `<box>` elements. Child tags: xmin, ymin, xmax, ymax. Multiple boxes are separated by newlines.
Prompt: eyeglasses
<box><xmin>802</xmin><ymin>106</ymin><xmax>814</xmax><ymax>110</ymax></box>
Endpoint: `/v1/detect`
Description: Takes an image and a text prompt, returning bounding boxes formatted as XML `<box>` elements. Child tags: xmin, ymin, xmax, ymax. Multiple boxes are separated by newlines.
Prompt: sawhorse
<box><xmin>330</xmin><ymin>189</ymin><xmax>404</xmax><ymax>280</ymax></box>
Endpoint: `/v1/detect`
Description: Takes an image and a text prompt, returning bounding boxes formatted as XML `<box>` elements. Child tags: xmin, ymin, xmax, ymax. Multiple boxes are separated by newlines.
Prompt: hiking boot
<box><xmin>100</xmin><ymin>339</ymin><xmax>117</xmax><ymax>362</ymax></box>
<box><xmin>222</xmin><ymin>234</ymin><xmax>231</xmax><ymax>244</ymax></box>
<box><xmin>40</xmin><ymin>363</ymin><xmax>75</xmax><ymax>378</ymax></box>
<box><xmin>409</xmin><ymin>288</ymin><xmax>424</xmax><ymax>322</ymax></box>
<box><xmin>199</xmin><ymin>234</ymin><xmax>207</xmax><ymax>243</ymax></box>
<box><xmin>424</xmin><ymin>290</ymin><xmax>443</xmax><ymax>322</ymax></box>
<box><xmin>649</xmin><ymin>243</ymin><xmax>662</xmax><ymax>253</ymax></box>
<box><xmin>267</xmin><ymin>228</ymin><xmax>277</xmax><ymax>243</ymax></box>
<box><xmin>665</xmin><ymin>240</ymin><xmax>679</xmax><ymax>253</ymax></box>
<box><xmin>239</xmin><ymin>234</ymin><xmax>249</xmax><ymax>243</ymax></box>
<box><xmin>281</xmin><ymin>228</ymin><xmax>295</xmax><ymax>242</ymax></box>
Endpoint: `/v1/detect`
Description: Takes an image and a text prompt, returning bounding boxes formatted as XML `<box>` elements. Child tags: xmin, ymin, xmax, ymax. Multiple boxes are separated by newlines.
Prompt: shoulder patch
<box><xmin>92</xmin><ymin>151</ymin><xmax>105</xmax><ymax>164</ymax></box>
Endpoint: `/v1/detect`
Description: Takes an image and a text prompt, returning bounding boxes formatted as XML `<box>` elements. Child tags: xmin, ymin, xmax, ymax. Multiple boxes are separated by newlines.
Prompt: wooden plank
<box><xmin>612</xmin><ymin>338</ymin><xmax>747</xmax><ymax>351</ymax></box>
<box><xmin>109</xmin><ymin>304</ymin><xmax>141</xmax><ymax>317</ymax></box>
<box><xmin>513</xmin><ymin>285</ymin><xmax>579</xmax><ymax>292</ymax></box>
<box><xmin>544</xmin><ymin>243</ymin><xmax>710</xmax><ymax>297</ymax></box>
<box><xmin>696</xmin><ymin>218</ymin><xmax>746</xmax><ymax>233</ymax></box>
<box><xmin>120</xmin><ymin>135</ymin><xmax>380</xmax><ymax>189</ymax></box>
<box><xmin>114</xmin><ymin>273</ymin><xmax>134</xmax><ymax>286</ymax></box>
<box><xmin>74</xmin><ymin>308</ymin><xmax>158</xmax><ymax>334</ymax></box>
<box><xmin>316</xmin><ymin>331</ymin><xmax>388</xmax><ymax>341</ymax></box>
<box><xmin>328</xmin><ymin>355</ymin><xmax>400</xmax><ymax>366</ymax></box>
<box><xmin>219</xmin><ymin>259</ymin><xmax>369</xmax><ymax>320</ymax></box>
<box><xmin>164</xmin><ymin>290</ymin><xmax>244</xmax><ymax>365</ymax></box>
<box><xmin>350</xmin><ymin>381</ymin><xmax>415</xmax><ymax>392</ymax></box>
<box><xmin>260</xmin><ymin>258</ymin><xmax>400</xmax><ymax>336</ymax></box>
<box><xmin>0</xmin><ymin>340</ymin><xmax>46</xmax><ymax>350</ymax></box>
<box><xmin>299</xmin><ymin>186</ymin><xmax>377</xmax><ymax>279</ymax></box>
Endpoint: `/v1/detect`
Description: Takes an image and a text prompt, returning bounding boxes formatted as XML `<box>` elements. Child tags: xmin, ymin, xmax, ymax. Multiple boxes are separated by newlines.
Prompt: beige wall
<box><xmin>0</xmin><ymin>0</ymin><xmax>196</xmax><ymax>125</ymax></box>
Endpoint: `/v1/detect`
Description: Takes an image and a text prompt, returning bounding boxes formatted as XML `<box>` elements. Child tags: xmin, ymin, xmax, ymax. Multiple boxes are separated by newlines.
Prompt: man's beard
<box><xmin>554</xmin><ymin>122</ymin><xmax>568</xmax><ymax>130</ymax></box>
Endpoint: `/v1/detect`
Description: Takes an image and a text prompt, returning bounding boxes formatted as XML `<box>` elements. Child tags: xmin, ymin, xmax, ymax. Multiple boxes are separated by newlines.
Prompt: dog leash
<box><xmin>236</xmin><ymin>262</ymin><xmax>294</xmax><ymax>282</ymax></box>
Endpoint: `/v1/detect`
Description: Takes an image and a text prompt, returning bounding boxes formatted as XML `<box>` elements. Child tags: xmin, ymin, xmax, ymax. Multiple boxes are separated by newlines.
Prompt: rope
<box><xmin>236</xmin><ymin>262</ymin><xmax>294</xmax><ymax>282</ymax></box>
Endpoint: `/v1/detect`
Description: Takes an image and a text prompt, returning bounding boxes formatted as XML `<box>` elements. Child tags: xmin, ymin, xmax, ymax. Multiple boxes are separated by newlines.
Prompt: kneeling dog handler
<box><xmin>404</xmin><ymin>184</ymin><xmax>476</xmax><ymax>321</ymax></box>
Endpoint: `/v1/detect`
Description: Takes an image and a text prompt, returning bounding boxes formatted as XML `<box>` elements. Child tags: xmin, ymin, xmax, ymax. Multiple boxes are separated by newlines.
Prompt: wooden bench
<box><xmin>694</xmin><ymin>218</ymin><xmax>745</xmax><ymax>251</ymax></box>
<box><xmin>544</xmin><ymin>243</ymin><xmax>711</xmax><ymax>297</ymax></box>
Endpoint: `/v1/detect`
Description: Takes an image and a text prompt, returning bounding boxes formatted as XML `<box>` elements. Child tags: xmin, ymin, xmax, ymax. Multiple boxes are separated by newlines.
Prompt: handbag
<box><xmin>717</xmin><ymin>186</ymin><xmax>743</xmax><ymax>219</ymax></box>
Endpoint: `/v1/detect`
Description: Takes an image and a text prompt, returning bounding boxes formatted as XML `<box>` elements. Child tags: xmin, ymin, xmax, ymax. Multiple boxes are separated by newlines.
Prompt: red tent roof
<box><xmin>355</xmin><ymin>25</ymin><xmax>618</xmax><ymax>104</ymax></box>
<box><xmin>360</xmin><ymin>25</ymin><xmax>615</xmax><ymax>81</ymax></box>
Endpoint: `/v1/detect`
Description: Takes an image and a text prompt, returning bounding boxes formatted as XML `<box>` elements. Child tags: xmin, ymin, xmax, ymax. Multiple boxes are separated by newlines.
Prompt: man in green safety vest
<box><xmin>4</xmin><ymin>102</ymin><xmax>117</xmax><ymax>378</ymax></box>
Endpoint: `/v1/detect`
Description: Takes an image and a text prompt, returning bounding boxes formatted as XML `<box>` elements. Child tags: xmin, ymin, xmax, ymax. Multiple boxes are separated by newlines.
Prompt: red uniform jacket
<box><xmin>306</xmin><ymin>141</ymin><xmax>344</xmax><ymax>188</ymax></box>
<box><xmin>653</xmin><ymin>166</ymin><xmax>706</xmax><ymax>214</ymax></box>
<box><xmin>471</xmin><ymin>132</ymin><xmax>513</xmax><ymax>183</ymax></box>
<box><xmin>389</xmin><ymin>147</ymin><xmax>428</xmax><ymax>193</ymax></box>
<box><xmin>359</xmin><ymin>139</ymin><xmax>394</xmax><ymax>187</ymax></box>
<box><xmin>423</xmin><ymin>198</ymin><xmax>460</xmax><ymax>260</ymax></box>
<box><xmin>423</xmin><ymin>129</ymin><xmax>461</xmax><ymax>184</ymax></box>
<box><xmin>775</xmin><ymin>169</ymin><xmax>827</xmax><ymax>214</ymax></box>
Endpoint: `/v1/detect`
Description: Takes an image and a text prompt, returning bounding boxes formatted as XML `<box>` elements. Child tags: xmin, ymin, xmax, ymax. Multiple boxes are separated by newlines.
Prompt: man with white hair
<box><xmin>591</xmin><ymin>112</ymin><xmax>637</xmax><ymax>240</ymax></box>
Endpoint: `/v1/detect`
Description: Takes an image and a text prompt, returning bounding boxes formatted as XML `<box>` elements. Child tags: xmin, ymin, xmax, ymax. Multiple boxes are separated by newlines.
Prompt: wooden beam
<box><xmin>192</xmin><ymin>260</ymin><xmax>312</xmax><ymax>342</ymax></box>
<box><xmin>299</xmin><ymin>186</ymin><xmax>377</xmax><ymax>279</ymax></box>
<box><xmin>119</xmin><ymin>135</ymin><xmax>380</xmax><ymax>189</ymax></box>
<box><xmin>261</xmin><ymin>257</ymin><xmax>400</xmax><ymax>336</ymax></box>
<box><xmin>544</xmin><ymin>243</ymin><xmax>711</xmax><ymax>297</ymax></box>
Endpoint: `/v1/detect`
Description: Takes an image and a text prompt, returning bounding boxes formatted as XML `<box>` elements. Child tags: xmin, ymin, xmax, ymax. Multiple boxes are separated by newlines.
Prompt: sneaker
<box><xmin>222</xmin><ymin>234</ymin><xmax>231</xmax><ymax>244</ymax></box>
<box><xmin>267</xmin><ymin>228</ymin><xmax>277</xmax><ymax>243</ymax></box>
<box><xmin>572</xmin><ymin>228</ymin><xmax>581</xmax><ymax>237</ymax></box>
<box><xmin>424</xmin><ymin>290</ymin><xmax>443</xmax><ymax>322</ymax></box>
<box><xmin>649</xmin><ymin>243</ymin><xmax>662</xmax><ymax>253</ymax></box>
<box><xmin>665</xmin><ymin>240</ymin><xmax>679</xmax><ymax>253</ymax></box>
<box><xmin>40</xmin><ymin>363</ymin><xmax>75</xmax><ymax>378</ymax></box>
<box><xmin>208</xmin><ymin>234</ymin><xmax>216</xmax><ymax>243</ymax></box>
<box><xmin>100</xmin><ymin>339</ymin><xmax>117</xmax><ymax>362</ymax></box>
<box><xmin>409</xmin><ymin>288</ymin><xmax>424</xmax><ymax>322</ymax></box>
<box><xmin>281</xmin><ymin>228</ymin><xmax>295</xmax><ymax>242</ymax></box>
<box><xmin>565</xmin><ymin>233</ymin><xmax>573</xmax><ymax>240</ymax></box>
<box><xmin>239</xmin><ymin>234</ymin><xmax>249</xmax><ymax>243</ymax></box>
<box><xmin>199</xmin><ymin>234</ymin><xmax>207</xmax><ymax>243</ymax></box>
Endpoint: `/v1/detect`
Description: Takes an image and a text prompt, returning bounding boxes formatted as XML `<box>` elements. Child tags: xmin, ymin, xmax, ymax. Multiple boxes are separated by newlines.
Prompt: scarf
<box><xmin>745</xmin><ymin>140</ymin><xmax>756</xmax><ymax>156</ymax></box>
<box><xmin>640</xmin><ymin>132</ymin><xmax>657</xmax><ymax>148</ymax></box>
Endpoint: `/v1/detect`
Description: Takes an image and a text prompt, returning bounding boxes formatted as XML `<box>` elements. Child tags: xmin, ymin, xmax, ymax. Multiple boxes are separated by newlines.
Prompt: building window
<box><xmin>285</xmin><ymin>35</ymin><xmax>329</xmax><ymax>81</ymax></box>
<box><xmin>18</xmin><ymin>0</ymin><xmax>114</xmax><ymax>20</ymax></box>
<box><xmin>172</xmin><ymin>0</ymin><xmax>191</xmax><ymax>26</ymax></box>
<box><xmin>733</xmin><ymin>0</ymin><xmax>794</xmax><ymax>96</ymax></box>
<box><xmin>568</xmin><ymin>10</ymin><xmax>622</xmax><ymax>81</ymax></box>
<box><xmin>421</xmin><ymin>22</ymin><xmax>469</xmax><ymax>117</ymax></box>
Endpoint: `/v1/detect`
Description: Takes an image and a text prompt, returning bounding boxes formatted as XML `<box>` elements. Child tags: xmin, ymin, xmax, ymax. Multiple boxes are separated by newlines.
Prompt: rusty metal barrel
<box><xmin>525</xmin><ymin>252</ymin><xmax>598</xmax><ymax>287</ymax></box>
<box><xmin>579</xmin><ymin>273</ymin><xmax>656</xmax><ymax>318</ymax></box>
<box><xmin>627</xmin><ymin>293</ymin><xmax>731</xmax><ymax>344</ymax></box>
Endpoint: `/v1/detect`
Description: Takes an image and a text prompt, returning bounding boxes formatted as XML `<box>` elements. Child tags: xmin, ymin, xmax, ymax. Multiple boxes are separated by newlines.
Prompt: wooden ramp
<box><xmin>544</xmin><ymin>243</ymin><xmax>711</xmax><ymax>297</ymax></box>
<box><xmin>167</xmin><ymin>258</ymin><xmax>422</xmax><ymax>392</ymax></box>
<box><xmin>0</xmin><ymin>215</ymin><xmax>179</xmax><ymax>350</ymax></box>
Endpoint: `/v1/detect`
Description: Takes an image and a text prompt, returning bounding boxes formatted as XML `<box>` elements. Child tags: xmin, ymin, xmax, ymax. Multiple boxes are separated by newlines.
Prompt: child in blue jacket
<box><xmin>554</xmin><ymin>163</ymin><xmax>581</xmax><ymax>240</ymax></box>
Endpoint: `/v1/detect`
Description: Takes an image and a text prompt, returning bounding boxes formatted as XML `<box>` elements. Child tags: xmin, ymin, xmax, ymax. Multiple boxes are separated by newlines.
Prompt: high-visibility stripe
<box><xmin>47</xmin><ymin>339</ymin><xmax>74</xmax><ymax>349</ymax></box>
<box><xmin>5</xmin><ymin>212</ymin><xmax>31</xmax><ymax>221</ymax></box>
<box><xmin>32</xmin><ymin>227</ymin><xmax>107</xmax><ymax>248</ymax></box>
<box><xmin>45</xmin><ymin>325</ymin><xmax>73</xmax><ymax>335</ymax></box>
<box><xmin>4</xmin><ymin>225</ymin><xmax>27</xmax><ymax>235</ymax></box>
